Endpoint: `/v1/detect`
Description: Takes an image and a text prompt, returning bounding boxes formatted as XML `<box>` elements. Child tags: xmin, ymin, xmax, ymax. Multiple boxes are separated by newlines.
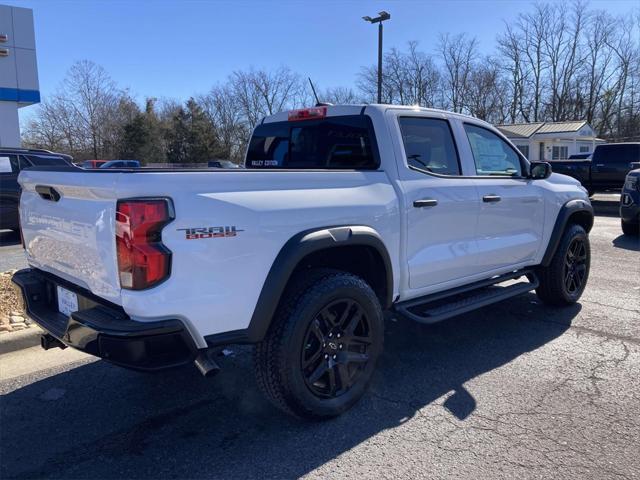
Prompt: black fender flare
<box><xmin>541</xmin><ymin>199</ymin><xmax>594</xmax><ymax>267</ymax></box>
<box><xmin>205</xmin><ymin>226</ymin><xmax>393</xmax><ymax>346</ymax></box>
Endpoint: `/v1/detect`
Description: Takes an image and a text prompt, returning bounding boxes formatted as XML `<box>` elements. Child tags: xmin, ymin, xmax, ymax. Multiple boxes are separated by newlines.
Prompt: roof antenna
<box><xmin>308</xmin><ymin>77</ymin><xmax>333</xmax><ymax>107</ymax></box>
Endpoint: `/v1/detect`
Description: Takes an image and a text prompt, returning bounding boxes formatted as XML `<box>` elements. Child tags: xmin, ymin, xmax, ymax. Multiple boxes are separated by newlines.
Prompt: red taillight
<box><xmin>116</xmin><ymin>198</ymin><xmax>173</xmax><ymax>290</ymax></box>
<box><xmin>288</xmin><ymin>106</ymin><xmax>327</xmax><ymax>121</ymax></box>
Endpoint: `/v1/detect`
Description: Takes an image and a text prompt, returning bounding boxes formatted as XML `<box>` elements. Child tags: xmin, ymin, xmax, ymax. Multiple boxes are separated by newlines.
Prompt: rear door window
<box><xmin>398</xmin><ymin>117</ymin><xmax>461</xmax><ymax>175</ymax></box>
<box><xmin>246</xmin><ymin>115</ymin><xmax>379</xmax><ymax>169</ymax></box>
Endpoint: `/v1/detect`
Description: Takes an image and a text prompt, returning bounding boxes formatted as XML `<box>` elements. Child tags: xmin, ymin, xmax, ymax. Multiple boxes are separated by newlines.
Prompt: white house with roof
<box><xmin>496</xmin><ymin>121</ymin><xmax>605</xmax><ymax>161</ymax></box>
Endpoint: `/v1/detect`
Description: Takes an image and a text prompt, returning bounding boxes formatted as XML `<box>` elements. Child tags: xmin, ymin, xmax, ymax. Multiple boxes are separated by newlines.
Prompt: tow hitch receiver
<box><xmin>41</xmin><ymin>333</ymin><xmax>67</xmax><ymax>350</ymax></box>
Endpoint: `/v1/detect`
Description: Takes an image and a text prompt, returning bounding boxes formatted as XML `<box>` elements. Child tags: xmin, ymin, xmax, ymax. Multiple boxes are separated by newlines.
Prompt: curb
<box><xmin>0</xmin><ymin>326</ymin><xmax>43</xmax><ymax>355</ymax></box>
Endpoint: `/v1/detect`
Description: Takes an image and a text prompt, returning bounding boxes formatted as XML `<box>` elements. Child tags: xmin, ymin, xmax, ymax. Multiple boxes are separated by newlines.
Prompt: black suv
<box><xmin>621</xmin><ymin>167</ymin><xmax>640</xmax><ymax>236</ymax></box>
<box><xmin>0</xmin><ymin>148</ymin><xmax>74</xmax><ymax>231</ymax></box>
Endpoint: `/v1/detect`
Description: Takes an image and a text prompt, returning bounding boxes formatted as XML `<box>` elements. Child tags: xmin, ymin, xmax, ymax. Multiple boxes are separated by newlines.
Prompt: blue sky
<box><xmin>10</xmin><ymin>0</ymin><xmax>638</xmax><ymax>121</ymax></box>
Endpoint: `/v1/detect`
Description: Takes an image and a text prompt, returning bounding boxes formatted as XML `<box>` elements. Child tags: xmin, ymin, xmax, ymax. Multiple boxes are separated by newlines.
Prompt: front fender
<box><xmin>541</xmin><ymin>199</ymin><xmax>594</xmax><ymax>266</ymax></box>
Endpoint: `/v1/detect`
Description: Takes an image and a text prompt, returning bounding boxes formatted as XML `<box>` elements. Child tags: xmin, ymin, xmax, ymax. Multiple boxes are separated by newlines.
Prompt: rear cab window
<box><xmin>245</xmin><ymin>115</ymin><xmax>379</xmax><ymax>170</ymax></box>
<box><xmin>593</xmin><ymin>144</ymin><xmax>640</xmax><ymax>165</ymax></box>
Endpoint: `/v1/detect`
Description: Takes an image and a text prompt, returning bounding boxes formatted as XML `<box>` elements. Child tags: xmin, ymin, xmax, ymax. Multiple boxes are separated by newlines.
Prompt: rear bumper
<box><xmin>11</xmin><ymin>268</ymin><xmax>198</xmax><ymax>371</ymax></box>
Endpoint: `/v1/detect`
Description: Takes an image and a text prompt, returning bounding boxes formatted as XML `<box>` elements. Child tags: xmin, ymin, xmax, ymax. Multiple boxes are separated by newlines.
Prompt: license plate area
<box><xmin>56</xmin><ymin>285</ymin><xmax>79</xmax><ymax>317</ymax></box>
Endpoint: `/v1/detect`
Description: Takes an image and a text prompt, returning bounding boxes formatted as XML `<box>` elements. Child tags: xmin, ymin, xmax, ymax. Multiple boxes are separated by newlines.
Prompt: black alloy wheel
<box><xmin>536</xmin><ymin>223</ymin><xmax>590</xmax><ymax>306</ymax></box>
<box><xmin>254</xmin><ymin>269</ymin><xmax>384</xmax><ymax>419</ymax></box>
<box><xmin>563</xmin><ymin>237</ymin><xmax>588</xmax><ymax>295</ymax></box>
<box><xmin>301</xmin><ymin>299</ymin><xmax>372</xmax><ymax>398</ymax></box>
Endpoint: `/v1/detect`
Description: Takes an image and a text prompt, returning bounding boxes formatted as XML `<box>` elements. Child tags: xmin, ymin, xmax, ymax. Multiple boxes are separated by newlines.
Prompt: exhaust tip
<box><xmin>194</xmin><ymin>350</ymin><xmax>221</xmax><ymax>377</ymax></box>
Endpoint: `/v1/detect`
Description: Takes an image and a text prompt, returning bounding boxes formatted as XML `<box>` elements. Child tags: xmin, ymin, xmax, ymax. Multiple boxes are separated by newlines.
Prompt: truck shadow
<box><xmin>1</xmin><ymin>293</ymin><xmax>579</xmax><ymax>479</ymax></box>
<box><xmin>612</xmin><ymin>234</ymin><xmax>640</xmax><ymax>252</ymax></box>
<box><xmin>0</xmin><ymin>229</ymin><xmax>20</xmax><ymax>247</ymax></box>
<box><xmin>590</xmin><ymin>196</ymin><xmax>620</xmax><ymax>218</ymax></box>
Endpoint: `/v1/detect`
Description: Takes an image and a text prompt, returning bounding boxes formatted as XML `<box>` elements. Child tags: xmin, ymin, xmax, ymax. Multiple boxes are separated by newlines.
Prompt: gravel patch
<box><xmin>0</xmin><ymin>270</ymin><xmax>32</xmax><ymax>334</ymax></box>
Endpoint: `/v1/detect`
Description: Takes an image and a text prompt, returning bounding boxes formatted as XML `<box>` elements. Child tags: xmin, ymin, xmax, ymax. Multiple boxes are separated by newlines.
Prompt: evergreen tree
<box><xmin>166</xmin><ymin>98</ymin><xmax>222</xmax><ymax>164</ymax></box>
<box><xmin>166</xmin><ymin>107</ymin><xmax>190</xmax><ymax>163</ymax></box>
<box><xmin>119</xmin><ymin>99</ymin><xmax>167</xmax><ymax>164</ymax></box>
<box><xmin>120</xmin><ymin>113</ymin><xmax>148</xmax><ymax>161</ymax></box>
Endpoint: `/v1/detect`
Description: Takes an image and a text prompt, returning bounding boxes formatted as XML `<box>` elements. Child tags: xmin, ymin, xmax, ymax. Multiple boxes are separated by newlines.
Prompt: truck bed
<box><xmin>18</xmin><ymin>166</ymin><xmax>400</xmax><ymax>342</ymax></box>
<box><xmin>547</xmin><ymin>160</ymin><xmax>591</xmax><ymax>186</ymax></box>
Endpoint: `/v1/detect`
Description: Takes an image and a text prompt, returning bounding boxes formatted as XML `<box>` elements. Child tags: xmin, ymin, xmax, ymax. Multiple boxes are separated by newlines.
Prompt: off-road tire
<box><xmin>621</xmin><ymin>219</ymin><xmax>639</xmax><ymax>236</ymax></box>
<box><xmin>536</xmin><ymin>224</ymin><xmax>590</xmax><ymax>306</ymax></box>
<box><xmin>254</xmin><ymin>269</ymin><xmax>384</xmax><ymax>420</ymax></box>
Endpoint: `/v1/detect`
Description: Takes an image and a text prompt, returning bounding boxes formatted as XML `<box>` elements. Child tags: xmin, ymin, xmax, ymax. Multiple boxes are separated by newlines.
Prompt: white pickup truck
<box><xmin>13</xmin><ymin>105</ymin><xmax>593</xmax><ymax>419</ymax></box>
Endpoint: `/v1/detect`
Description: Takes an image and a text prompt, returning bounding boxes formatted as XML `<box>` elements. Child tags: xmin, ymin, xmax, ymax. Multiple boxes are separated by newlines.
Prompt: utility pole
<box><xmin>363</xmin><ymin>11</ymin><xmax>391</xmax><ymax>104</ymax></box>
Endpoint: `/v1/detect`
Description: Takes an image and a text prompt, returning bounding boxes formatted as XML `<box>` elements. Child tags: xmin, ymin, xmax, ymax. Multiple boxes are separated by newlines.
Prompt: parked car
<box><xmin>13</xmin><ymin>105</ymin><xmax>593</xmax><ymax>420</ymax></box>
<box><xmin>81</xmin><ymin>160</ymin><xmax>107</xmax><ymax>169</ymax></box>
<box><xmin>620</xmin><ymin>168</ymin><xmax>640</xmax><ymax>236</ymax></box>
<box><xmin>0</xmin><ymin>148</ymin><xmax>74</xmax><ymax>231</ymax></box>
<box><xmin>550</xmin><ymin>143</ymin><xmax>640</xmax><ymax>196</ymax></box>
<box><xmin>99</xmin><ymin>160</ymin><xmax>141</xmax><ymax>169</ymax></box>
<box><xmin>568</xmin><ymin>153</ymin><xmax>592</xmax><ymax>160</ymax></box>
<box><xmin>208</xmin><ymin>159</ymin><xmax>241</xmax><ymax>168</ymax></box>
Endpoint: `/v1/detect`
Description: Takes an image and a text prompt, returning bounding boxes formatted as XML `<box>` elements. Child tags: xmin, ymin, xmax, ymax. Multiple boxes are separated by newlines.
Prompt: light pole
<box><xmin>363</xmin><ymin>11</ymin><xmax>390</xmax><ymax>104</ymax></box>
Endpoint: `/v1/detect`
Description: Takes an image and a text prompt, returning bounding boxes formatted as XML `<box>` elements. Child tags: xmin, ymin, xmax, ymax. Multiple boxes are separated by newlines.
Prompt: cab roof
<box><xmin>262</xmin><ymin>104</ymin><xmax>488</xmax><ymax>126</ymax></box>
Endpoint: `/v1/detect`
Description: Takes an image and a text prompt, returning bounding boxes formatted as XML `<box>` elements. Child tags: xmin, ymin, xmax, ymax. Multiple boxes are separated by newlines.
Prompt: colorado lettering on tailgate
<box><xmin>177</xmin><ymin>226</ymin><xmax>244</xmax><ymax>240</ymax></box>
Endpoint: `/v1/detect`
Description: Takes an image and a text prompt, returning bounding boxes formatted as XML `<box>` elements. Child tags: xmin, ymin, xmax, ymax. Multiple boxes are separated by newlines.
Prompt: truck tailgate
<box><xmin>18</xmin><ymin>169</ymin><xmax>122</xmax><ymax>304</ymax></box>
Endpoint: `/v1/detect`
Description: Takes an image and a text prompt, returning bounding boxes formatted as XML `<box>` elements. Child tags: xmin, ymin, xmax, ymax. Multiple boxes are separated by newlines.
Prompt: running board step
<box><xmin>395</xmin><ymin>270</ymin><xmax>539</xmax><ymax>325</ymax></box>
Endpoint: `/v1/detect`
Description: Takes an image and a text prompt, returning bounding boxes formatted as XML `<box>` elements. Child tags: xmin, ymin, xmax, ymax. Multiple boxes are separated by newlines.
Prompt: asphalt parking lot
<box><xmin>1</xmin><ymin>195</ymin><xmax>638</xmax><ymax>479</ymax></box>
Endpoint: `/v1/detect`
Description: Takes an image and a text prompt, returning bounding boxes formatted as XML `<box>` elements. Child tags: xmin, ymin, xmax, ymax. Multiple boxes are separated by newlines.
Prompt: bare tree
<box><xmin>319</xmin><ymin>86</ymin><xmax>361</xmax><ymax>105</ymax></box>
<box><xmin>230</xmin><ymin>66</ymin><xmax>306</xmax><ymax>126</ymax></box>
<box><xmin>605</xmin><ymin>16</ymin><xmax>639</xmax><ymax>138</ymax></box>
<box><xmin>61</xmin><ymin>60</ymin><xmax>122</xmax><ymax>158</ymax></box>
<box><xmin>542</xmin><ymin>1</ymin><xmax>587</xmax><ymax>121</ymax></box>
<box><xmin>198</xmin><ymin>84</ymin><xmax>251</xmax><ymax>161</ymax></box>
<box><xmin>498</xmin><ymin>25</ymin><xmax>528</xmax><ymax>122</ymax></box>
<box><xmin>24</xmin><ymin>60</ymin><xmax>129</xmax><ymax>159</ymax></box>
<box><xmin>357</xmin><ymin>41</ymin><xmax>440</xmax><ymax>107</ymax></box>
<box><xmin>466</xmin><ymin>57</ymin><xmax>509</xmax><ymax>123</ymax></box>
<box><xmin>519</xmin><ymin>3</ymin><xmax>550</xmax><ymax>121</ymax></box>
<box><xmin>405</xmin><ymin>41</ymin><xmax>441</xmax><ymax>107</ymax></box>
<box><xmin>581</xmin><ymin>10</ymin><xmax>616</xmax><ymax>128</ymax></box>
<box><xmin>438</xmin><ymin>33</ymin><xmax>478</xmax><ymax>113</ymax></box>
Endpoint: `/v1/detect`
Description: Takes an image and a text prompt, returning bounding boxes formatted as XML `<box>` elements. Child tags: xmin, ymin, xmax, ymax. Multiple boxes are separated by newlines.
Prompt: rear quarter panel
<box><xmin>115</xmin><ymin>171</ymin><xmax>400</xmax><ymax>346</ymax></box>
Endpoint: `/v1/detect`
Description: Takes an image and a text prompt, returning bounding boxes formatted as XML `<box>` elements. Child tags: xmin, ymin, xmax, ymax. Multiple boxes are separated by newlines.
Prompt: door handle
<box><xmin>413</xmin><ymin>198</ymin><xmax>438</xmax><ymax>208</ymax></box>
<box><xmin>35</xmin><ymin>185</ymin><xmax>61</xmax><ymax>202</ymax></box>
<box><xmin>482</xmin><ymin>194</ymin><xmax>501</xmax><ymax>203</ymax></box>
<box><xmin>595</xmin><ymin>164</ymin><xmax>605</xmax><ymax>167</ymax></box>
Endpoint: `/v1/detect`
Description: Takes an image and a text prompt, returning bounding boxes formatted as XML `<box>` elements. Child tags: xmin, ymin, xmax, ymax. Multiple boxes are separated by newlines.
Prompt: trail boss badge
<box><xmin>177</xmin><ymin>226</ymin><xmax>244</xmax><ymax>240</ymax></box>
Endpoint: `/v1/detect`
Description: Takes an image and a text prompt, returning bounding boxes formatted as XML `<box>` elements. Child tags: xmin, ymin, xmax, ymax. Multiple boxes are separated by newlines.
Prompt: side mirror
<box><xmin>529</xmin><ymin>161</ymin><xmax>552</xmax><ymax>180</ymax></box>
